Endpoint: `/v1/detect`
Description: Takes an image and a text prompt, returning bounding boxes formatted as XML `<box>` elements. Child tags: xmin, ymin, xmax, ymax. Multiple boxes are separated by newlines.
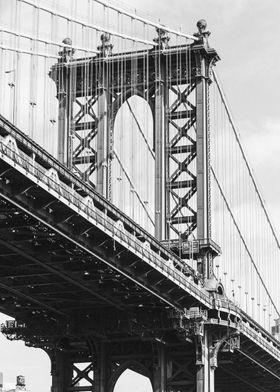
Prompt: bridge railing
<box><xmin>0</xmin><ymin>115</ymin><xmax>192</xmax><ymax>273</ymax></box>
<box><xmin>0</xmin><ymin>132</ymin><xmax>213</xmax><ymax>308</ymax></box>
<box><xmin>2</xmin><ymin>131</ymin><xmax>280</xmax><ymax>361</ymax></box>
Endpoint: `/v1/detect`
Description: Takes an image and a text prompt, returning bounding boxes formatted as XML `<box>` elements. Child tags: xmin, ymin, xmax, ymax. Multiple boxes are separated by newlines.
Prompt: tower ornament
<box><xmin>16</xmin><ymin>375</ymin><xmax>26</xmax><ymax>390</ymax></box>
<box><xmin>194</xmin><ymin>19</ymin><xmax>211</xmax><ymax>47</ymax></box>
<box><xmin>97</xmin><ymin>33</ymin><xmax>113</xmax><ymax>57</ymax></box>
<box><xmin>153</xmin><ymin>26</ymin><xmax>170</xmax><ymax>49</ymax></box>
<box><xmin>58</xmin><ymin>37</ymin><xmax>75</xmax><ymax>63</ymax></box>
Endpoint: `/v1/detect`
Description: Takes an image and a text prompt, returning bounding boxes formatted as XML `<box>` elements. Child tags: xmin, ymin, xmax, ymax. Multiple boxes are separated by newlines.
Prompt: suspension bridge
<box><xmin>0</xmin><ymin>0</ymin><xmax>279</xmax><ymax>391</ymax></box>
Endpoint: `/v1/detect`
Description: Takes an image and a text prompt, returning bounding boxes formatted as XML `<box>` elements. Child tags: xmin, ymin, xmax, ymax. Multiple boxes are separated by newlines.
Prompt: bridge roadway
<box><xmin>0</xmin><ymin>114</ymin><xmax>279</xmax><ymax>391</ymax></box>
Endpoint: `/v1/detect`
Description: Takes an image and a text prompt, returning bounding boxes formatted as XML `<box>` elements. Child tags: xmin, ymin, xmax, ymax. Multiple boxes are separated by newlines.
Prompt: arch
<box><xmin>112</xmin><ymin>87</ymin><xmax>154</xmax><ymax>128</ymax></box>
<box><xmin>112</xmin><ymin>94</ymin><xmax>155</xmax><ymax>234</ymax></box>
<box><xmin>210</xmin><ymin>332</ymin><xmax>240</xmax><ymax>368</ymax></box>
<box><xmin>109</xmin><ymin>360</ymin><xmax>152</xmax><ymax>392</ymax></box>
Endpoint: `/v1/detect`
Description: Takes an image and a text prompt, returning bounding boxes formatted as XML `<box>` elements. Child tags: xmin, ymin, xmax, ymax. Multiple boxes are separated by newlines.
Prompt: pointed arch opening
<box><xmin>113</xmin><ymin>368</ymin><xmax>152</xmax><ymax>392</ymax></box>
<box><xmin>112</xmin><ymin>95</ymin><xmax>155</xmax><ymax>235</ymax></box>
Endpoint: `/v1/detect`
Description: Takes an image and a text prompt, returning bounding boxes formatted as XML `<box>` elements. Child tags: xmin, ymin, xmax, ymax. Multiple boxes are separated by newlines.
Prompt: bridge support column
<box><xmin>57</xmin><ymin>89</ymin><xmax>68</xmax><ymax>166</ymax></box>
<box><xmin>96</xmin><ymin>34</ymin><xmax>113</xmax><ymax>199</ymax></box>
<box><xmin>196</xmin><ymin>330</ymin><xmax>215</xmax><ymax>392</ymax></box>
<box><xmin>195</xmin><ymin>59</ymin><xmax>210</xmax><ymax>244</ymax></box>
<box><xmin>94</xmin><ymin>343</ymin><xmax>108</xmax><ymax>392</ymax></box>
<box><xmin>48</xmin><ymin>346</ymin><xmax>108</xmax><ymax>392</ymax></box>
<box><xmin>96</xmin><ymin>78</ymin><xmax>109</xmax><ymax>198</ymax></box>
<box><xmin>54</xmin><ymin>40</ymin><xmax>75</xmax><ymax>167</ymax></box>
<box><xmin>153</xmin><ymin>346</ymin><xmax>167</xmax><ymax>392</ymax></box>
<box><xmin>154</xmin><ymin>78</ymin><xmax>167</xmax><ymax>240</ymax></box>
<box><xmin>154</xmin><ymin>29</ymin><xmax>169</xmax><ymax>241</ymax></box>
<box><xmin>193</xmin><ymin>20</ymin><xmax>220</xmax><ymax>279</ymax></box>
<box><xmin>50</xmin><ymin>351</ymin><xmax>72</xmax><ymax>392</ymax></box>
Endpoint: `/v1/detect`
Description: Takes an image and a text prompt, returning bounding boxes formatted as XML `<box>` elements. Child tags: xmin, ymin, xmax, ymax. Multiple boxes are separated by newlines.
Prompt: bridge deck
<box><xmin>0</xmin><ymin>115</ymin><xmax>279</xmax><ymax>390</ymax></box>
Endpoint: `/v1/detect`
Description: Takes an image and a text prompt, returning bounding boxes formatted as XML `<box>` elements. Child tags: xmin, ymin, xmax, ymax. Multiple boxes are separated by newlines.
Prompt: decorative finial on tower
<box><xmin>16</xmin><ymin>375</ymin><xmax>27</xmax><ymax>390</ymax></box>
<box><xmin>153</xmin><ymin>26</ymin><xmax>170</xmax><ymax>49</ymax></box>
<box><xmin>62</xmin><ymin>37</ymin><xmax>72</xmax><ymax>46</ymax></box>
<box><xmin>97</xmin><ymin>33</ymin><xmax>113</xmax><ymax>57</ymax></box>
<box><xmin>58</xmin><ymin>37</ymin><xmax>75</xmax><ymax>63</ymax></box>
<box><xmin>193</xmin><ymin>19</ymin><xmax>211</xmax><ymax>47</ymax></box>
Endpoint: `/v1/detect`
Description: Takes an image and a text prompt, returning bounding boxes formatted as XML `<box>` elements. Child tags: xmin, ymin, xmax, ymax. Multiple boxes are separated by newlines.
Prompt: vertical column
<box><xmin>96</xmin><ymin>69</ymin><xmax>108</xmax><ymax>197</ymax></box>
<box><xmin>67</xmin><ymin>56</ymin><xmax>76</xmax><ymax>171</ymax></box>
<box><xmin>56</xmin><ymin>38</ymin><xmax>75</xmax><ymax>166</ymax></box>
<box><xmin>94</xmin><ymin>343</ymin><xmax>108</xmax><ymax>392</ymax></box>
<box><xmin>57</xmin><ymin>87</ymin><xmax>67</xmax><ymax>165</ymax></box>
<box><xmin>193</xmin><ymin>20</ymin><xmax>220</xmax><ymax>279</ymax></box>
<box><xmin>154</xmin><ymin>58</ymin><xmax>165</xmax><ymax>240</ymax></box>
<box><xmin>153</xmin><ymin>345</ymin><xmax>166</xmax><ymax>392</ymax></box>
<box><xmin>96</xmin><ymin>34</ymin><xmax>113</xmax><ymax>198</ymax></box>
<box><xmin>194</xmin><ymin>48</ymin><xmax>210</xmax><ymax>279</ymax></box>
<box><xmin>196</xmin><ymin>56</ymin><xmax>211</xmax><ymax>242</ymax></box>
<box><xmin>194</xmin><ymin>30</ymin><xmax>210</xmax><ymax>242</ymax></box>
<box><xmin>50</xmin><ymin>351</ymin><xmax>72</xmax><ymax>392</ymax></box>
<box><xmin>196</xmin><ymin>330</ymin><xmax>215</xmax><ymax>392</ymax></box>
<box><xmin>154</xmin><ymin>28</ymin><xmax>169</xmax><ymax>241</ymax></box>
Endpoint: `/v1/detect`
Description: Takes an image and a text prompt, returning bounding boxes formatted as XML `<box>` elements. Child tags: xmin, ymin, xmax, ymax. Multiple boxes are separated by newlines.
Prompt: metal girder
<box><xmin>166</xmin><ymin>82</ymin><xmax>197</xmax><ymax>240</ymax></box>
<box><xmin>0</xmin><ymin>182</ymin><xmax>206</xmax><ymax>331</ymax></box>
<box><xmin>0</xmin><ymin>279</ymin><xmax>67</xmax><ymax>317</ymax></box>
<box><xmin>238</xmin><ymin>347</ymin><xmax>280</xmax><ymax>380</ymax></box>
<box><xmin>0</xmin><ymin>238</ymin><xmax>124</xmax><ymax>310</ymax></box>
<box><xmin>0</xmin><ymin>161</ymin><xmax>208</xmax><ymax>310</ymax></box>
<box><xmin>219</xmin><ymin>366</ymin><xmax>269</xmax><ymax>392</ymax></box>
<box><xmin>0</xmin><ymin>113</ymin><xmax>192</xmax><ymax>275</ymax></box>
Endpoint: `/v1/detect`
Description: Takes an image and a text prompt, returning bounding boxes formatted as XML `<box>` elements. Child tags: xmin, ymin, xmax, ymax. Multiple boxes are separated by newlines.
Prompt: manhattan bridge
<box><xmin>0</xmin><ymin>1</ymin><xmax>279</xmax><ymax>391</ymax></box>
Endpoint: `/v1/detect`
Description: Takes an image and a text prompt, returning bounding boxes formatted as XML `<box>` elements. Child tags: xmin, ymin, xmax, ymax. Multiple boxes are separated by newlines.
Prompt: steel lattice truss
<box><xmin>61</xmin><ymin>54</ymin><xmax>155</xmax><ymax>199</ymax></box>
<box><xmin>72</xmin><ymin>93</ymin><xmax>99</xmax><ymax>182</ymax></box>
<box><xmin>51</xmin><ymin>45</ymin><xmax>202</xmax><ymax>242</ymax></box>
<box><xmin>166</xmin><ymin>82</ymin><xmax>197</xmax><ymax>240</ymax></box>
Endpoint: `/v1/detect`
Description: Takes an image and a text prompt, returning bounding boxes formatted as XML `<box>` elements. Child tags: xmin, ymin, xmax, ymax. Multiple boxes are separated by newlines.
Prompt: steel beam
<box><xmin>0</xmin><ymin>238</ymin><xmax>123</xmax><ymax>310</ymax></box>
<box><xmin>94</xmin><ymin>343</ymin><xmax>107</xmax><ymax>392</ymax></box>
<box><xmin>196</xmin><ymin>330</ymin><xmax>215</xmax><ymax>392</ymax></box>
<box><xmin>50</xmin><ymin>351</ymin><xmax>73</xmax><ymax>392</ymax></box>
<box><xmin>57</xmin><ymin>70</ymin><xmax>68</xmax><ymax>166</ymax></box>
<box><xmin>195</xmin><ymin>54</ymin><xmax>209</xmax><ymax>242</ymax></box>
<box><xmin>220</xmin><ymin>366</ymin><xmax>269</xmax><ymax>392</ymax></box>
<box><xmin>96</xmin><ymin>63</ymin><xmax>109</xmax><ymax>198</ymax></box>
<box><xmin>153</xmin><ymin>346</ymin><xmax>166</xmax><ymax>392</ymax></box>
<box><xmin>154</xmin><ymin>50</ymin><xmax>167</xmax><ymax>241</ymax></box>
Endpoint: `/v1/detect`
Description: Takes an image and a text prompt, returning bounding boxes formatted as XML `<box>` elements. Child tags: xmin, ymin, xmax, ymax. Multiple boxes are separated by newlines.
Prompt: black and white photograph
<box><xmin>0</xmin><ymin>0</ymin><xmax>279</xmax><ymax>391</ymax></box>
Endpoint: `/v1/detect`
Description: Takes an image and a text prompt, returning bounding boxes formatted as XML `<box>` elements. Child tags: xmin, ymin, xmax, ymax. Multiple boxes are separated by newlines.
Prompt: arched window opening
<box><xmin>112</xmin><ymin>95</ymin><xmax>155</xmax><ymax>235</ymax></box>
<box><xmin>114</xmin><ymin>369</ymin><xmax>153</xmax><ymax>392</ymax></box>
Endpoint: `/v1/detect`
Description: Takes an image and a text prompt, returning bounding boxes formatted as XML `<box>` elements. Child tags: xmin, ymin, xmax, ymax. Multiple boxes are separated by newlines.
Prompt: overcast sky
<box><xmin>0</xmin><ymin>1</ymin><xmax>280</xmax><ymax>391</ymax></box>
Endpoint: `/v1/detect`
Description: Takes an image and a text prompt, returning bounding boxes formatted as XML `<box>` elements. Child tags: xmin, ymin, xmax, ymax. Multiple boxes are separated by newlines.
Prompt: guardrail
<box><xmin>0</xmin><ymin>137</ymin><xmax>212</xmax><ymax>307</ymax></box>
<box><xmin>0</xmin><ymin>115</ymin><xmax>196</xmax><ymax>277</ymax></box>
<box><xmin>217</xmin><ymin>298</ymin><xmax>280</xmax><ymax>358</ymax></box>
<box><xmin>1</xmin><ymin>117</ymin><xmax>280</xmax><ymax>360</ymax></box>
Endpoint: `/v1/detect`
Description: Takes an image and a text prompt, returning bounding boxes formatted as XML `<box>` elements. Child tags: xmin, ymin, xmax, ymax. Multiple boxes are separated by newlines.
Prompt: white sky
<box><xmin>0</xmin><ymin>0</ymin><xmax>280</xmax><ymax>391</ymax></box>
